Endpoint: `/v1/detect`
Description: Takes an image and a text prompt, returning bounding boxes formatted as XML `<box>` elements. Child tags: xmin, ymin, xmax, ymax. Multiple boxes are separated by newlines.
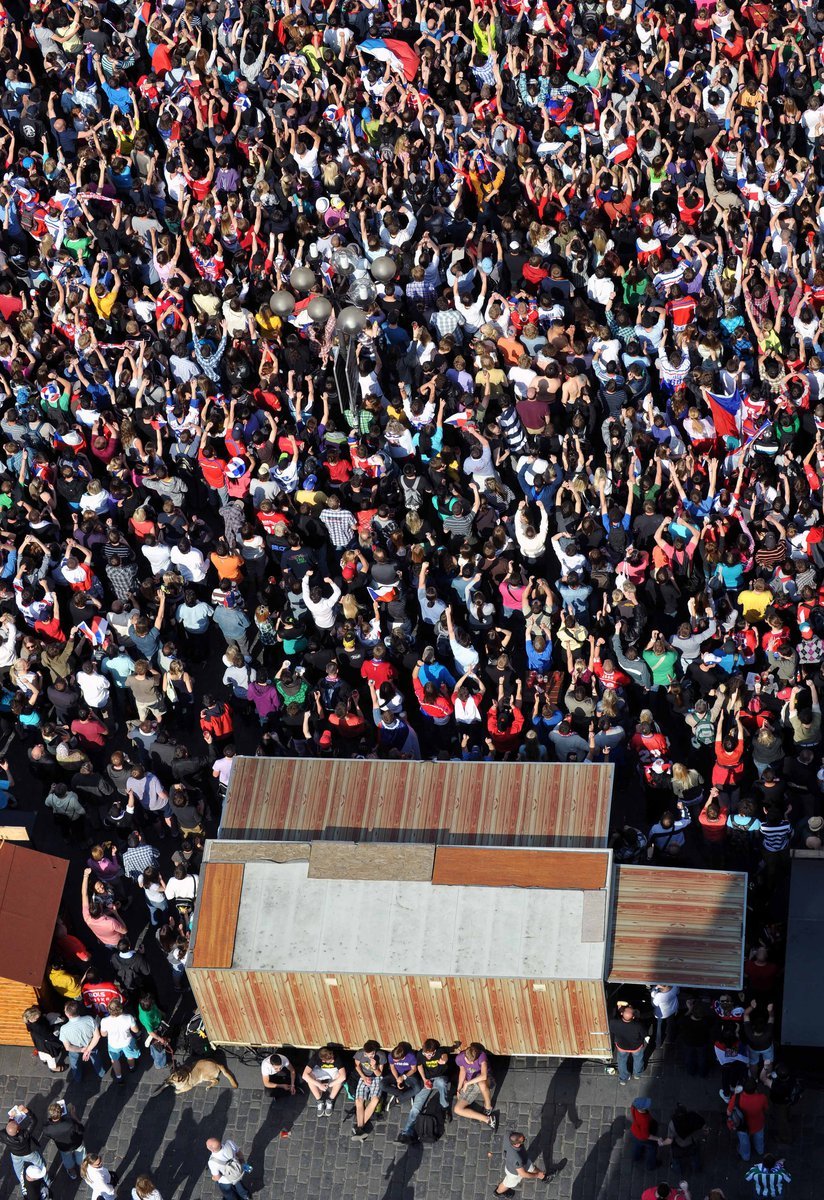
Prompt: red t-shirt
<box><xmin>361</xmin><ymin>660</ymin><xmax>395</xmax><ymax>688</ymax></box>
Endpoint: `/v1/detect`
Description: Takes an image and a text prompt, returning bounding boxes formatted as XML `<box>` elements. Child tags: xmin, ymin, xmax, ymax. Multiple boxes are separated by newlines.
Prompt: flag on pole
<box><xmin>706</xmin><ymin>385</ymin><xmax>741</xmax><ymax>438</ymax></box>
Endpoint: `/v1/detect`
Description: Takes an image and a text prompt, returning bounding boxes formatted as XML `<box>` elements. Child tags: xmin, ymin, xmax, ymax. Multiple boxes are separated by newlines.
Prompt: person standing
<box><xmin>58</xmin><ymin>1002</ymin><xmax>106</xmax><ymax>1083</ymax></box>
<box><xmin>21</xmin><ymin>1007</ymin><xmax>65</xmax><ymax>1074</ymax></box>
<box><xmin>745</xmin><ymin>1155</ymin><xmax>791</xmax><ymax>1197</ymax></box>
<box><xmin>205</xmin><ymin>1138</ymin><xmax>250</xmax><ymax>1200</ymax></box>
<box><xmin>0</xmin><ymin>1109</ymin><xmax>46</xmax><ymax>1190</ymax></box>
<box><xmin>494</xmin><ymin>1130</ymin><xmax>561</xmax><ymax>1196</ymax></box>
<box><xmin>610</xmin><ymin>1003</ymin><xmax>649</xmax><ymax>1084</ymax></box>
<box><xmin>629</xmin><ymin>1098</ymin><xmax>659</xmax><ymax>1170</ymax></box>
<box><xmin>41</xmin><ymin>1102</ymin><xmax>86</xmax><ymax>1181</ymax></box>
<box><xmin>760</xmin><ymin>1063</ymin><xmax>802</xmax><ymax>1144</ymax></box>
<box><xmin>728</xmin><ymin>1079</ymin><xmax>769</xmax><ymax>1163</ymax></box>
<box><xmin>79</xmin><ymin>1154</ymin><xmax>116</xmax><ymax>1200</ymax></box>
<box><xmin>649</xmin><ymin>984</ymin><xmax>680</xmax><ymax>1049</ymax></box>
<box><xmin>99</xmin><ymin>1000</ymin><xmax>141</xmax><ymax>1082</ymax></box>
<box><xmin>131</xmin><ymin>1177</ymin><xmax>163</xmax><ymax>1200</ymax></box>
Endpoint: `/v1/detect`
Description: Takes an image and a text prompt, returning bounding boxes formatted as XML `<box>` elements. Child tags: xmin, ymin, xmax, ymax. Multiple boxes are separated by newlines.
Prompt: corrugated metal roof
<box><xmin>221</xmin><ymin>758</ymin><xmax>614</xmax><ymax>847</ymax></box>
<box><xmin>231</xmin><ymin>860</ymin><xmax>607</xmax><ymax>980</ymax></box>
<box><xmin>608</xmin><ymin>865</ymin><xmax>747</xmax><ymax>989</ymax></box>
<box><xmin>0</xmin><ymin>843</ymin><xmax>68</xmax><ymax>986</ymax></box>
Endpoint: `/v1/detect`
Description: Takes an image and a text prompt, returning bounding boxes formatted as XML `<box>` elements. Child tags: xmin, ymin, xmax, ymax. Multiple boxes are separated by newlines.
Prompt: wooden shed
<box><xmin>187</xmin><ymin>840</ymin><xmax>615</xmax><ymax>1058</ymax></box>
<box><xmin>0</xmin><ymin>842</ymin><xmax>68</xmax><ymax>1045</ymax></box>
<box><xmin>220</xmin><ymin>757</ymin><xmax>615</xmax><ymax>848</ymax></box>
<box><xmin>607</xmin><ymin>865</ymin><xmax>747</xmax><ymax>990</ymax></box>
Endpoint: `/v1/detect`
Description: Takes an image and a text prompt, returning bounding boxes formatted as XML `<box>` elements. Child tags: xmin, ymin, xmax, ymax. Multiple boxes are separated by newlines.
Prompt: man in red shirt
<box><xmin>727</xmin><ymin>1077</ymin><xmax>769</xmax><ymax>1161</ymax></box>
<box><xmin>360</xmin><ymin>645</ymin><xmax>396</xmax><ymax>689</ymax></box>
<box><xmin>641</xmin><ymin>1184</ymin><xmax>691</xmax><ymax>1200</ymax></box>
<box><xmin>629</xmin><ymin>1097</ymin><xmax>659</xmax><ymax>1169</ymax></box>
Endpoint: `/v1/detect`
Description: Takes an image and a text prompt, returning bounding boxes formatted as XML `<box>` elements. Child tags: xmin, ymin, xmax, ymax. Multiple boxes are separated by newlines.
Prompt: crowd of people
<box><xmin>0</xmin><ymin>0</ymin><xmax>820</xmax><ymax>1190</ymax></box>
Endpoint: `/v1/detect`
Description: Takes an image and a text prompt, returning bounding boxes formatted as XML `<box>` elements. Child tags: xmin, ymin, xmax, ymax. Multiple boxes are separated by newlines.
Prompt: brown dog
<box><xmin>155</xmin><ymin>1059</ymin><xmax>238</xmax><ymax>1095</ymax></box>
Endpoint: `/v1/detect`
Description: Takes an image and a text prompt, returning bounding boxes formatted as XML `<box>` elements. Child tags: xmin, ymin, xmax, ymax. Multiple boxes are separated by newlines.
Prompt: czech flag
<box><xmin>78</xmin><ymin>616</ymin><xmax>109</xmax><ymax>647</ymax></box>
<box><xmin>367</xmin><ymin>583</ymin><xmax>398</xmax><ymax>604</ymax></box>
<box><xmin>359</xmin><ymin>38</ymin><xmax>420</xmax><ymax>81</ymax></box>
<box><xmin>706</xmin><ymin>384</ymin><xmax>741</xmax><ymax>439</ymax></box>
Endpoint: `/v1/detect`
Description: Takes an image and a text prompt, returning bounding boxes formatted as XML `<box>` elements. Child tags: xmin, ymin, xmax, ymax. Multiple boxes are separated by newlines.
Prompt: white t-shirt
<box><xmin>170</xmin><ymin>546</ymin><xmax>207</xmax><ymax>583</ymax></box>
<box><xmin>78</xmin><ymin>672</ymin><xmax>111</xmax><ymax>708</ymax></box>
<box><xmin>261</xmin><ymin>1053</ymin><xmax>292</xmax><ymax>1079</ymax></box>
<box><xmin>100</xmin><ymin>1012</ymin><xmax>137</xmax><ymax>1051</ymax></box>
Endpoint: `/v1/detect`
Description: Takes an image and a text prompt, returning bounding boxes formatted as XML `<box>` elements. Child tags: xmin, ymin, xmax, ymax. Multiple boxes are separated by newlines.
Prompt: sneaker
<box><xmin>317</xmin><ymin>1101</ymin><xmax>325</xmax><ymax>1115</ymax></box>
<box><xmin>618</xmin><ymin>1080</ymin><xmax>627</xmax><ymax>1086</ymax></box>
<box><xmin>719</xmin><ymin>1090</ymin><xmax>730</xmax><ymax>1102</ymax></box>
<box><xmin>324</xmin><ymin>1099</ymin><xmax>333</xmax><ymax>1115</ymax></box>
<box><xmin>487</xmin><ymin>1112</ymin><xmax>498</xmax><ymax>1131</ymax></box>
<box><xmin>397</xmin><ymin>1132</ymin><xmax>414</xmax><ymax>1145</ymax></box>
<box><xmin>351</xmin><ymin>1128</ymin><xmax>368</xmax><ymax>1141</ymax></box>
<box><xmin>493</xmin><ymin>1190</ymin><xmax>515</xmax><ymax>1198</ymax></box>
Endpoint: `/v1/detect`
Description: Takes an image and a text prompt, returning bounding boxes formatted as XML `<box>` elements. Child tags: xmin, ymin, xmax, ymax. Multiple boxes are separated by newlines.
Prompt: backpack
<box><xmin>415</xmin><ymin>1090</ymin><xmax>446</xmax><ymax>1144</ymax></box>
<box><xmin>690</xmin><ymin>710</ymin><xmax>715</xmax><ymax>748</ymax></box>
<box><xmin>726</xmin><ymin>1095</ymin><xmax>744</xmax><ymax>1132</ymax></box>
<box><xmin>219</xmin><ymin>1159</ymin><xmax>245</xmax><ymax>1185</ymax></box>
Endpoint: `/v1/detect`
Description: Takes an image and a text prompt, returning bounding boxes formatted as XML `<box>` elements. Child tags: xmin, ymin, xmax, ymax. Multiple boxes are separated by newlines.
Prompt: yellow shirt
<box><xmin>737</xmin><ymin>589</ymin><xmax>771</xmax><ymax>623</ymax></box>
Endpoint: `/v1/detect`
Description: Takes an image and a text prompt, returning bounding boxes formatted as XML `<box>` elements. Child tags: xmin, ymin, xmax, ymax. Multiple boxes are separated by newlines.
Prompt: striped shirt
<box><xmin>760</xmin><ymin>820</ymin><xmax>791</xmax><ymax>853</ymax></box>
<box><xmin>745</xmin><ymin>1163</ymin><xmax>791</xmax><ymax>1197</ymax></box>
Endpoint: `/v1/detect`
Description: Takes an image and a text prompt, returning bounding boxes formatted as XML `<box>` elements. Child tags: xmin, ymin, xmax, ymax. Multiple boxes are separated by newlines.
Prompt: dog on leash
<box><xmin>155</xmin><ymin>1059</ymin><xmax>238</xmax><ymax>1095</ymax></box>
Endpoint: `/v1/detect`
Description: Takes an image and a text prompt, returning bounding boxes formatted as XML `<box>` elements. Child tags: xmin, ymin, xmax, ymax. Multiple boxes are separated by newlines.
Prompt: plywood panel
<box><xmin>208</xmin><ymin>842</ymin><xmax>311</xmax><ymax>864</ymax></box>
<box><xmin>308</xmin><ymin>842</ymin><xmax>435</xmax><ymax>882</ymax></box>
<box><xmin>609</xmin><ymin>866</ymin><xmax>746</xmax><ymax>988</ymax></box>
<box><xmin>190</xmin><ymin>864</ymin><xmax>244</xmax><ymax>968</ymax></box>
<box><xmin>187</xmin><ymin>970</ymin><xmax>612</xmax><ymax>1058</ymax></box>
<box><xmin>222</xmin><ymin>759</ymin><xmax>614</xmax><ymax>848</ymax></box>
<box><xmin>432</xmin><ymin>847</ymin><xmax>608</xmax><ymax>890</ymax></box>
<box><xmin>0</xmin><ymin>844</ymin><xmax>68</xmax><ymax>987</ymax></box>
<box><xmin>0</xmin><ymin>979</ymin><xmax>39</xmax><ymax>1046</ymax></box>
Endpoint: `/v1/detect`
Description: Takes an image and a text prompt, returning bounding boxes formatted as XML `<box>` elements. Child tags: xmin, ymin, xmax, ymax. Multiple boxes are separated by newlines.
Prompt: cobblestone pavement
<box><xmin>0</xmin><ymin>1044</ymin><xmax>819</xmax><ymax>1200</ymax></box>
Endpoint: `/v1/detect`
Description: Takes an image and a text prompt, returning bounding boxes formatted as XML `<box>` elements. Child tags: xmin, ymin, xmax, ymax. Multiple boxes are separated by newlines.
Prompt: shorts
<box><xmin>747</xmin><ymin>1044</ymin><xmax>773</xmax><ymax>1066</ymax></box>
<box><xmin>502</xmin><ymin>1165</ymin><xmax>532</xmax><ymax>1189</ymax></box>
<box><xmin>460</xmin><ymin>1078</ymin><xmax>494</xmax><ymax>1106</ymax></box>
<box><xmin>109</xmin><ymin>1040</ymin><xmax>140</xmax><ymax>1061</ymax></box>
<box><xmin>356</xmin><ymin>1077</ymin><xmax>383</xmax><ymax>1102</ymax></box>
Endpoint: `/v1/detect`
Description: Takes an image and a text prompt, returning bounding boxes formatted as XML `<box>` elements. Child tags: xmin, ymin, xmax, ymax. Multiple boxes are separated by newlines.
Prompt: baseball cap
<box><xmin>303</xmin><ymin>474</ymin><xmax>317</xmax><ymax>490</ymax></box>
<box><xmin>633</xmin><ymin>1097</ymin><xmax>652</xmax><ymax>1112</ymax></box>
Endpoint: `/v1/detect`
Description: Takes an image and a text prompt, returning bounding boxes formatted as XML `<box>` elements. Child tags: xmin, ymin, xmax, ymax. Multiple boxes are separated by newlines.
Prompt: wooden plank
<box><xmin>308</xmin><ymin>842</ymin><xmax>435</xmax><ymax>882</ymax></box>
<box><xmin>432</xmin><ymin>847</ymin><xmax>608</xmax><ymax>890</ymax></box>
<box><xmin>209</xmin><ymin>842</ymin><xmax>311</xmax><ymax>864</ymax></box>
<box><xmin>0</xmin><ymin>979</ymin><xmax>39</xmax><ymax>1046</ymax></box>
<box><xmin>608</xmin><ymin>866</ymin><xmax>746</xmax><ymax>988</ymax></box>
<box><xmin>191</xmin><ymin>864</ymin><xmax>244</xmax><ymax>968</ymax></box>
<box><xmin>189</xmin><ymin>970</ymin><xmax>612</xmax><ymax>1057</ymax></box>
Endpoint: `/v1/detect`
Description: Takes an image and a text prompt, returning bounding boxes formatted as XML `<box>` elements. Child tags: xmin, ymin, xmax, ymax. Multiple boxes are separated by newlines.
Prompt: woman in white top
<box><xmin>452</xmin><ymin>672</ymin><xmax>486</xmax><ymax>729</ymax></box>
<box><xmin>80</xmin><ymin>1156</ymin><xmax>116</xmax><ymax>1200</ymax></box>
<box><xmin>132</xmin><ymin>1177</ymin><xmax>163</xmax><ymax>1200</ymax></box>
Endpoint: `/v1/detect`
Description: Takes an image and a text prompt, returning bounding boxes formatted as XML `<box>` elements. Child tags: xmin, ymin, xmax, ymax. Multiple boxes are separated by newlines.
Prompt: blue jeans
<box><xmin>218</xmin><ymin>1183</ymin><xmax>249</xmax><ymax>1200</ymax></box>
<box><xmin>737</xmin><ymin>1127</ymin><xmax>765</xmax><ymax>1161</ymax></box>
<box><xmin>631</xmin><ymin>1135</ymin><xmax>658</xmax><ymax>1169</ymax></box>
<box><xmin>11</xmin><ymin>1151</ymin><xmax>45</xmax><ymax>1186</ymax></box>
<box><xmin>616</xmin><ymin>1048</ymin><xmax>645</xmax><ymax>1083</ymax></box>
<box><xmin>67</xmin><ymin>1047</ymin><xmax>106</xmax><ymax>1081</ymax></box>
<box><xmin>59</xmin><ymin>1147</ymin><xmax>86</xmax><ymax>1174</ymax></box>
<box><xmin>149</xmin><ymin>1040</ymin><xmax>168</xmax><ymax>1069</ymax></box>
<box><xmin>146</xmin><ymin>898</ymin><xmax>170</xmax><ymax>927</ymax></box>
<box><xmin>402</xmin><ymin>1078</ymin><xmax>449</xmax><ymax>1134</ymax></box>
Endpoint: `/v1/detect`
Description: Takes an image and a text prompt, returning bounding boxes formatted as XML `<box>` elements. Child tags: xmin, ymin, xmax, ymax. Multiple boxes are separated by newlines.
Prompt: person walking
<box><xmin>21</xmin><ymin>1007</ymin><xmax>66</xmax><ymax>1074</ymax></box>
<box><xmin>760</xmin><ymin>1063</ymin><xmax>802</xmax><ymax>1144</ymax></box>
<box><xmin>79</xmin><ymin>1155</ymin><xmax>116</xmax><ymax>1200</ymax></box>
<box><xmin>494</xmin><ymin>1130</ymin><xmax>563</xmax><ymax>1196</ymax></box>
<box><xmin>131</xmin><ymin>1177</ymin><xmax>163</xmax><ymax>1200</ymax></box>
<box><xmin>41</xmin><ymin>1102</ymin><xmax>86</xmax><ymax>1181</ymax></box>
<box><xmin>205</xmin><ymin>1138</ymin><xmax>250</xmax><ymax>1200</ymax></box>
<box><xmin>610</xmin><ymin>1003</ymin><xmax>649</xmax><ymax>1084</ymax></box>
<box><xmin>629</xmin><ymin>1098</ymin><xmax>659</xmax><ymax>1170</ymax></box>
<box><xmin>0</xmin><ymin>1109</ymin><xmax>46</xmax><ymax>1191</ymax></box>
<box><xmin>745</xmin><ymin>1155</ymin><xmax>791</xmax><ymax>1197</ymax></box>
